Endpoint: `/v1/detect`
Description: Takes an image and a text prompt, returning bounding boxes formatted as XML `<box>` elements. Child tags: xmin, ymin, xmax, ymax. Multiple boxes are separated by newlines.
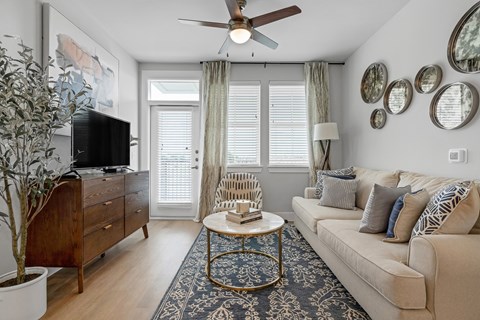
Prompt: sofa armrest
<box><xmin>304</xmin><ymin>187</ymin><xmax>317</xmax><ymax>199</ymax></box>
<box><xmin>408</xmin><ymin>234</ymin><xmax>480</xmax><ymax>320</ymax></box>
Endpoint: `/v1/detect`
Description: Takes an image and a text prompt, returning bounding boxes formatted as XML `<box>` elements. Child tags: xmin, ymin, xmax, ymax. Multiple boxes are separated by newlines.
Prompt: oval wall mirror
<box><xmin>448</xmin><ymin>2</ymin><xmax>480</xmax><ymax>73</ymax></box>
<box><xmin>383</xmin><ymin>79</ymin><xmax>413</xmax><ymax>114</ymax></box>
<box><xmin>430</xmin><ymin>82</ymin><xmax>479</xmax><ymax>130</ymax></box>
<box><xmin>360</xmin><ymin>62</ymin><xmax>388</xmax><ymax>103</ymax></box>
<box><xmin>370</xmin><ymin>109</ymin><xmax>387</xmax><ymax>129</ymax></box>
<box><xmin>414</xmin><ymin>65</ymin><xmax>443</xmax><ymax>94</ymax></box>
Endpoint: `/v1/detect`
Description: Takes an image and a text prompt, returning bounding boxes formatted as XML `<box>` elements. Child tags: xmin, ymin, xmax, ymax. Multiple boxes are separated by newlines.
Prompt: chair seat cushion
<box><xmin>316</xmin><ymin>219</ymin><xmax>426</xmax><ymax>309</ymax></box>
<box><xmin>292</xmin><ymin>197</ymin><xmax>363</xmax><ymax>233</ymax></box>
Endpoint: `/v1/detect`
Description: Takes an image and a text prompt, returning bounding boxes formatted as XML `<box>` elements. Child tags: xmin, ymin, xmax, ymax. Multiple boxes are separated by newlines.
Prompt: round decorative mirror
<box><xmin>448</xmin><ymin>2</ymin><xmax>480</xmax><ymax>73</ymax></box>
<box><xmin>370</xmin><ymin>109</ymin><xmax>387</xmax><ymax>129</ymax></box>
<box><xmin>414</xmin><ymin>65</ymin><xmax>442</xmax><ymax>93</ymax></box>
<box><xmin>383</xmin><ymin>79</ymin><xmax>413</xmax><ymax>114</ymax></box>
<box><xmin>360</xmin><ymin>62</ymin><xmax>388</xmax><ymax>103</ymax></box>
<box><xmin>430</xmin><ymin>82</ymin><xmax>479</xmax><ymax>130</ymax></box>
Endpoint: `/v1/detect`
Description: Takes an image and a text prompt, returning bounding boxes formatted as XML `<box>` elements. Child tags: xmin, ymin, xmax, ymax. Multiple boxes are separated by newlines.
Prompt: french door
<box><xmin>150</xmin><ymin>106</ymin><xmax>200</xmax><ymax>218</ymax></box>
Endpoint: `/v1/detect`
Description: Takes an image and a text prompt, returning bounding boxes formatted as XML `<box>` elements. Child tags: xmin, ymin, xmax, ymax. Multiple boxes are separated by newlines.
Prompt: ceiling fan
<box><xmin>178</xmin><ymin>0</ymin><xmax>301</xmax><ymax>54</ymax></box>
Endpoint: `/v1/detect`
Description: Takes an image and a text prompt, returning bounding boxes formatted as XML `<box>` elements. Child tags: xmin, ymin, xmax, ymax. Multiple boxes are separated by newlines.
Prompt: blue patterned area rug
<box><xmin>151</xmin><ymin>223</ymin><xmax>370</xmax><ymax>320</ymax></box>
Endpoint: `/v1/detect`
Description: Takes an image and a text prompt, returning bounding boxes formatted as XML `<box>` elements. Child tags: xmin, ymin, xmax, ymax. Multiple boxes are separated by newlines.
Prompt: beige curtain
<box><xmin>195</xmin><ymin>61</ymin><xmax>231</xmax><ymax>222</ymax></box>
<box><xmin>305</xmin><ymin>62</ymin><xmax>330</xmax><ymax>186</ymax></box>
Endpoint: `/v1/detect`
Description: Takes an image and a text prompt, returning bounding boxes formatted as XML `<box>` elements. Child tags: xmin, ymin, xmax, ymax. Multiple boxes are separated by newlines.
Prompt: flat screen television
<box><xmin>72</xmin><ymin>108</ymin><xmax>130</xmax><ymax>170</ymax></box>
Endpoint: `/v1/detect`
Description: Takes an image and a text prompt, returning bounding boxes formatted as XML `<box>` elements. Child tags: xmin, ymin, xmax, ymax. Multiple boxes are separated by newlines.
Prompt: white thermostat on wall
<box><xmin>448</xmin><ymin>148</ymin><xmax>467</xmax><ymax>164</ymax></box>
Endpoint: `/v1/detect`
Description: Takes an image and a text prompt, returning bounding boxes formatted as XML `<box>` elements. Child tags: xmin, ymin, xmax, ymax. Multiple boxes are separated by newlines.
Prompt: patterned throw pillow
<box><xmin>383</xmin><ymin>189</ymin><xmax>430</xmax><ymax>243</ymax></box>
<box><xmin>319</xmin><ymin>176</ymin><xmax>357</xmax><ymax>210</ymax></box>
<box><xmin>412</xmin><ymin>181</ymin><xmax>480</xmax><ymax>236</ymax></box>
<box><xmin>359</xmin><ymin>184</ymin><xmax>411</xmax><ymax>233</ymax></box>
<box><xmin>315</xmin><ymin>167</ymin><xmax>354</xmax><ymax>199</ymax></box>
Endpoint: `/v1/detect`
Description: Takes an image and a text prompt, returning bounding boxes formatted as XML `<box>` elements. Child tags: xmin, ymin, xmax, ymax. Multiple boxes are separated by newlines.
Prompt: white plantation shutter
<box><xmin>154</xmin><ymin>110</ymin><xmax>193</xmax><ymax>204</ymax></box>
<box><xmin>227</xmin><ymin>83</ymin><xmax>261</xmax><ymax>165</ymax></box>
<box><xmin>269</xmin><ymin>83</ymin><xmax>308</xmax><ymax>165</ymax></box>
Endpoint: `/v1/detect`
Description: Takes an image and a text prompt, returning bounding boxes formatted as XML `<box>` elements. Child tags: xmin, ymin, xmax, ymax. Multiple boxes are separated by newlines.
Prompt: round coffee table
<box><xmin>202</xmin><ymin>211</ymin><xmax>285</xmax><ymax>291</ymax></box>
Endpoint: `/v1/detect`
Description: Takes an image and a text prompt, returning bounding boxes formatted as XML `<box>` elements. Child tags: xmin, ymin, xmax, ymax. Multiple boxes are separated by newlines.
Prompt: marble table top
<box><xmin>203</xmin><ymin>211</ymin><xmax>285</xmax><ymax>236</ymax></box>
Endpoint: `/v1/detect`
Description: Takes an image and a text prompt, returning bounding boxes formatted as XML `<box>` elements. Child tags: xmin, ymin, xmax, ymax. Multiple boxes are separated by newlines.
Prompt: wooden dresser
<box><xmin>26</xmin><ymin>171</ymin><xmax>149</xmax><ymax>293</ymax></box>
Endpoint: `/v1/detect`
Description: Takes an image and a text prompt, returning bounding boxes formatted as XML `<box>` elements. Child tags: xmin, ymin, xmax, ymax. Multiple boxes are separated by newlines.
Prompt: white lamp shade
<box><xmin>229</xmin><ymin>28</ymin><xmax>251</xmax><ymax>44</ymax></box>
<box><xmin>314</xmin><ymin>122</ymin><xmax>339</xmax><ymax>141</ymax></box>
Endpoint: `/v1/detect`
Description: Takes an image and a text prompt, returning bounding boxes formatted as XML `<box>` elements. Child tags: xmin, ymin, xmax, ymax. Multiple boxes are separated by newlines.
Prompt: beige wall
<box><xmin>342</xmin><ymin>0</ymin><xmax>480</xmax><ymax>179</ymax></box>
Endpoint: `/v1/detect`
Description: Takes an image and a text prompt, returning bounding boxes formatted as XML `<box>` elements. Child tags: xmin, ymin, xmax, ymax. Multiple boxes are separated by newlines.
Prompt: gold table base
<box><xmin>206</xmin><ymin>228</ymin><xmax>283</xmax><ymax>291</ymax></box>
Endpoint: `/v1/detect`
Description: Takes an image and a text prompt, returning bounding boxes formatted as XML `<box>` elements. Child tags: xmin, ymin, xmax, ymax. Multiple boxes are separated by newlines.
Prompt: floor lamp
<box><xmin>314</xmin><ymin>122</ymin><xmax>339</xmax><ymax>170</ymax></box>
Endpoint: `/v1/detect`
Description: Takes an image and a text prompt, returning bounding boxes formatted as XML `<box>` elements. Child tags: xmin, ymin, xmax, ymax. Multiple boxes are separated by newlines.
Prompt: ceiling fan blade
<box><xmin>218</xmin><ymin>36</ymin><xmax>233</xmax><ymax>54</ymax></box>
<box><xmin>251</xmin><ymin>29</ymin><xmax>278</xmax><ymax>50</ymax></box>
<box><xmin>225</xmin><ymin>0</ymin><xmax>243</xmax><ymax>20</ymax></box>
<box><xmin>178</xmin><ymin>19</ymin><xmax>229</xmax><ymax>29</ymax></box>
<box><xmin>250</xmin><ymin>5</ymin><xmax>302</xmax><ymax>28</ymax></box>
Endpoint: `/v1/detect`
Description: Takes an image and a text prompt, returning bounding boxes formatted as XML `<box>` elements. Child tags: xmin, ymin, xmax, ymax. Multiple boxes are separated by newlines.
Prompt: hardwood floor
<box><xmin>41</xmin><ymin>220</ymin><xmax>203</xmax><ymax>320</ymax></box>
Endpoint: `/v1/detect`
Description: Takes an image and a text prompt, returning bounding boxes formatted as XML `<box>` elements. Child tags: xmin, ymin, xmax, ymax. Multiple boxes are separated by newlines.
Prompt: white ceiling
<box><xmin>72</xmin><ymin>0</ymin><xmax>410</xmax><ymax>63</ymax></box>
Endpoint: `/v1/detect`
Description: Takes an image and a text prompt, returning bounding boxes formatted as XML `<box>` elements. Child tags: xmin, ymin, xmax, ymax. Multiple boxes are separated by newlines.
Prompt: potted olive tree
<box><xmin>0</xmin><ymin>37</ymin><xmax>91</xmax><ymax>319</ymax></box>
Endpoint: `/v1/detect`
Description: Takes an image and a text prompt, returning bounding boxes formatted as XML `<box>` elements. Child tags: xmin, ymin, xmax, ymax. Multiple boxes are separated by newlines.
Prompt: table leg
<box><xmin>142</xmin><ymin>225</ymin><xmax>149</xmax><ymax>238</ymax></box>
<box><xmin>207</xmin><ymin>229</ymin><xmax>211</xmax><ymax>277</ymax></box>
<box><xmin>242</xmin><ymin>237</ymin><xmax>245</xmax><ymax>252</ymax></box>
<box><xmin>78</xmin><ymin>266</ymin><xmax>84</xmax><ymax>294</ymax></box>
<box><xmin>278</xmin><ymin>228</ymin><xmax>283</xmax><ymax>278</ymax></box>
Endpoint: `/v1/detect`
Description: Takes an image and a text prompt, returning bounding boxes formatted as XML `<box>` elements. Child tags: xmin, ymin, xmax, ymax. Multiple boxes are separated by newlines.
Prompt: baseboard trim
<box><xmin>273</xmin><ymin>211</ymin><xmax>295</xmax><ymax>221</ymax></box>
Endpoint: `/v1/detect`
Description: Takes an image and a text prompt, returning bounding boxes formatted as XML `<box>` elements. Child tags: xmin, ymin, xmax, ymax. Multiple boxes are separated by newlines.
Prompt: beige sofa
<box><xmin>292</xmin><ymin>167</ymin><xmax>480</xmax><ymax>320</ymax></box>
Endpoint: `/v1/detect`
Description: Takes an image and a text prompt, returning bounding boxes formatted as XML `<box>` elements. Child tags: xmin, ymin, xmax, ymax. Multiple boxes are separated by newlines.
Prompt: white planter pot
<box><xmin>0</xmin><ymin>267</ymin><xmax>48</xmax><ymax>320</ymax></box>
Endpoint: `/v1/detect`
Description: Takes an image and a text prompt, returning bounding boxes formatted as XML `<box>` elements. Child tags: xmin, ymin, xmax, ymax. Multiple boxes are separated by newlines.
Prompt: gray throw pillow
<box><xmin>319</xmin><ymin>176</ymin><xmax>357</xmax><ymax>210</ymax></box>
<box><xmin>359</xmin><ymin>184</ymin><xmax>411</xmax><ymax>233</ymax></box>
<box><xmin>315</xmin><ymin>167</ymin><xmax>354</xmax><ymax>199</ymax></box>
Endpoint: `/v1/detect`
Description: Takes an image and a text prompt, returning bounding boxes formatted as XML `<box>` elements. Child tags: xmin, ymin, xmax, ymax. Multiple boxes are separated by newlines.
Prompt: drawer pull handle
<box><xmin>103</xmin><ymin>201</ymin><xmax>112</xmax><ymax>206</ymax></box>
<box><xmin>135</xmin><ymin>209</ymin><xmax>142</xmax><ymax>213</ymax></box>
<box><xmin>103</xmin><ymin>224</ymin><xmax>112</xmax><ymax>230</ymax></box>
<box><xmin>103</xmin><ymin>178</ymin><xmax>112</xmax><ymax>181</ymax></box>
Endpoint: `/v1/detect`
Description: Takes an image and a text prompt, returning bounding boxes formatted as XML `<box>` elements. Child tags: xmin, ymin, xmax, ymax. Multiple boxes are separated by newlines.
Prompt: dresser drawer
<box><xmin>84</xmin><ymin>197</ymin><xmax>124</xmax><ymax>236</ymax></box>
<box><xmin>125</xmin><ymin>190</ymin><xmax>149</xmax><ymax>216</ymax></box>
<box><xmin>83</xmin><ymin>218</ymin><xmax>124</xmax><ymax>263</ymax></box>
<box><xmin>125</xmin><ymin>209</ymin><xmax>149</xmax><ymax>237</ymax></box>
<box><xmin>125</xmin><ymin>172</ymin><xmax>149</xmax><ymax>194</ymax></box>
<box><xmin>83</xmin><ymin>176</ymin><xmax>125</xmax><ymax>207</ymax></box>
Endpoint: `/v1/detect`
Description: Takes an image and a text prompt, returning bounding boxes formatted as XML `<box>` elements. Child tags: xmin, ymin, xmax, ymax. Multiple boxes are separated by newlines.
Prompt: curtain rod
<box><xmin>200</xmin><ymin>61</ymin><xmax>345</xmax><ymax>66</ymax></box>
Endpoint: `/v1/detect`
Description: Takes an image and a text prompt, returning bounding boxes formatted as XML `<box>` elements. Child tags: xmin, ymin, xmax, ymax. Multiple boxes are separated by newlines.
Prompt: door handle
<box><xmin>191</xmin><ymin>165</ymin><xmax>199</xmax><ymax>169</ymax></box>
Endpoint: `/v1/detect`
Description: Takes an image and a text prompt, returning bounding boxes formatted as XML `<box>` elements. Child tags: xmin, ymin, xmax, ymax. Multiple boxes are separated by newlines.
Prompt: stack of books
<box><xmin>226</xmin><ymin>208</ymin><xmax>262</xmax><ymax>224</ymax></box>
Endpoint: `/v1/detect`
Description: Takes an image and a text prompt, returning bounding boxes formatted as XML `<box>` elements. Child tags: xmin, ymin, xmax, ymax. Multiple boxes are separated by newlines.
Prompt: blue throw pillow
<box><xmin>386</xmin><ymin>195</ymin><xmax>406</xmax><ymax>238</ymax></box>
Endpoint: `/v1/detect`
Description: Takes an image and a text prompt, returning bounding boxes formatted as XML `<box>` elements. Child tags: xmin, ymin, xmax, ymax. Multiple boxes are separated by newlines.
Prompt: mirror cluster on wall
<box><xmin>363</xmin><ymin>1</ymin><xmax>480</xmax><ymax>130</ymax></box>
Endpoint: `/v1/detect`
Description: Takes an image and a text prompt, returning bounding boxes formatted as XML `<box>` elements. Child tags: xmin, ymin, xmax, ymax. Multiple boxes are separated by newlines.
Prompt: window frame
<box><xmin>268</xmin><ymin>81</ymin><xmax>309</xmax><ymax>170</ymax></box>
<box><xmin>227</xmin><ymin>81</ymin><xmax>262</xmax><ymax>168</ymax></box>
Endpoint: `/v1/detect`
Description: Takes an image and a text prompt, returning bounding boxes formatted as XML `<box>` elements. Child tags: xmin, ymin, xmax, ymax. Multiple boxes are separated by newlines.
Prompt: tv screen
<box><xmin>72</xmin><ymin>109</ymin><xmax>130</xmax><ymax>169</ymax></box>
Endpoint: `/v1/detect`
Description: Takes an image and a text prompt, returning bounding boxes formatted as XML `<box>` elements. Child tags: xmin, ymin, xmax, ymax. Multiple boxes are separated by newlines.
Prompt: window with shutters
<box><xmin>269</xmin><ymin>82</ymin><xmax>308</xmax><ymax>166</ymax></box>
<box><xmin>227</xmin><ymin>82</ymin><xmax>261</xmax><ymax>166</ymax></box>
<box><xmin>153</xmin><ymin>110</ymin><xmax>193</xmax><ymax>204</ymax></box>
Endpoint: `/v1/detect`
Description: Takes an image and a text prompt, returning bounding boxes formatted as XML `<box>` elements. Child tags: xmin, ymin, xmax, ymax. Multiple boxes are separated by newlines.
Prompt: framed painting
<box><xmin>43</xmin><ymin>4</ymin><xmax>119</xmax><ymax>135</ymax></box>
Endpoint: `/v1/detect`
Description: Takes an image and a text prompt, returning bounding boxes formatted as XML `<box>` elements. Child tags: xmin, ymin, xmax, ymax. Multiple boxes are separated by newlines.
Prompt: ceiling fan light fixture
<box><xmin>229</xmin><ymin>27</ymin><xmax>251</xmax><ymax>44</ymax></box>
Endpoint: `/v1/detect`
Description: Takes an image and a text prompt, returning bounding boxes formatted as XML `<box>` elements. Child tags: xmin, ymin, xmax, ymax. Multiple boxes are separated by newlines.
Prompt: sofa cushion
<box><xmin>292</xmin><ymin>196</ymin><xmax>363</xmax><ymax>233</ymax></box>
<box><xmin>316</xmin><ymin>219</ymin><xmax>426</xmax><ymax>309</ymax></box>
<box><xmin>319</xmin><ymin>176</ymin><xmax>357</xmax><ymax>210</ymax></box>
<box><xmin>412</xmin><ymin>181</ymin><xmax>480</xmax><ymax>236</ymax></box>
<box><xmin>354</xmin><ymin>167</ymin><xmax>399</xmax><ymax>210</ymax></box>
<box><xmin>359</xmin><ymin>184</ymin><xmax>411</xmax><ymax>233</ymax></box>
<box><xmin>398</xmin><ymin>171</ymin><xmax>480</xmax><ymax>234</ymax></box>
<box><xmin>397</xmin><ymin>171</ymin><xmax>461</xmax><ymax>195</ymax></box>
